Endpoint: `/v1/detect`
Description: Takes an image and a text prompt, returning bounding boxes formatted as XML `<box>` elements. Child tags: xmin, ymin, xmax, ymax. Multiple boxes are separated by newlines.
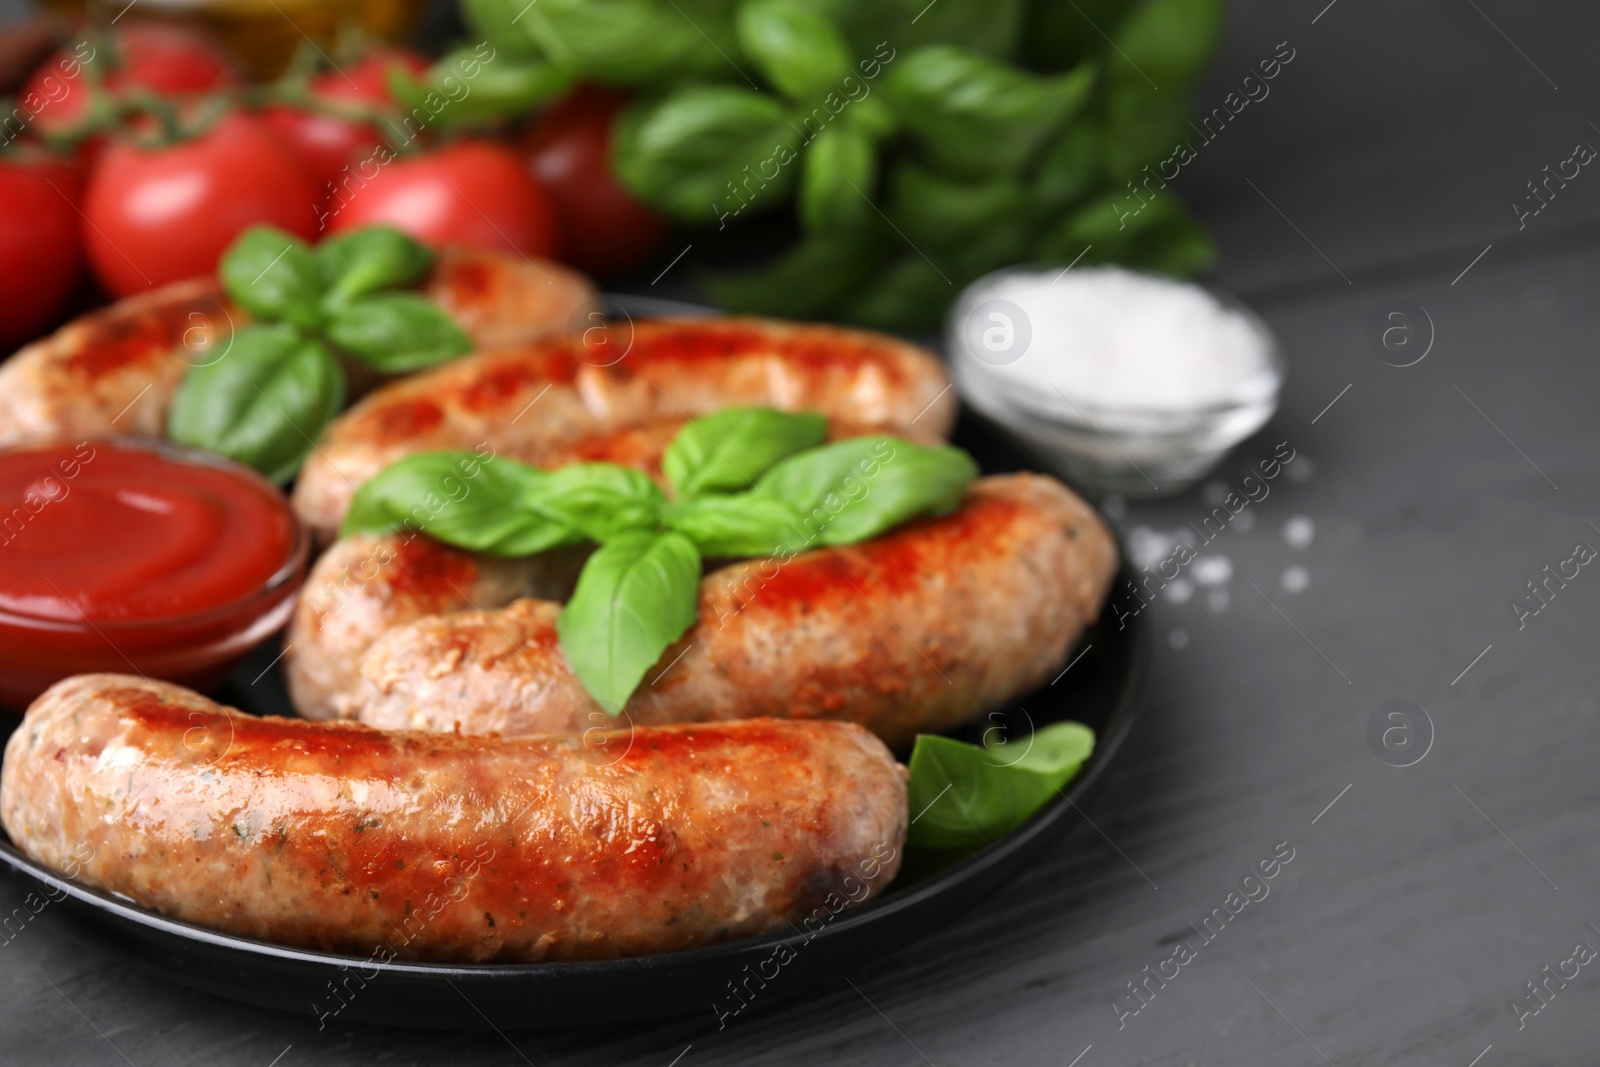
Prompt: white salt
<box><xmin>963</xmin><ymin>266</ymin><xmax>1278</xmax><ymax>412</ymax></box>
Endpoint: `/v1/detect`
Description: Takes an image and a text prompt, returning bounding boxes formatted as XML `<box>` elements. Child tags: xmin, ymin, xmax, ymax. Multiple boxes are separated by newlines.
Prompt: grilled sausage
<box><xmin>353</xmin><ymin>473</ymin><xmax>1117</xmax><ymax>749</ymax></box>
<box><xmin>284</xmin><ymin>534</ymin><xmax>590</xmax><ymax>721</ymax></box>
<box><xmin>284</xmin><ymin>417</ymin><xmax>906</xmax><ymax>720</ymax></box>
<box><xmin>0</xmin><ymin>247</ymin><xmax>596</xmax><ymax>448</ymax></box>
<box><xmin>290</xmin><ymin>317</ymin><xmax>958</xmax><ymax>542</ymax></box>
<box><xmin>0</xmin><ymin>674</ymin><xmax>906</xmax><ymax>963</ymax></box>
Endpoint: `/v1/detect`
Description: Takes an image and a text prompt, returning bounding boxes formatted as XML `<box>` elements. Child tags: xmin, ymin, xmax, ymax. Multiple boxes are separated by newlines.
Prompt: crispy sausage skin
<box><xmin>284</xmin><ymin>418</ymin><xmax>905</xmax><ymax>720</ymax></box>
<box><xmin>290</xmin><ymin>317</ymin><xmax>958</xmax><ymax>542</ymax></box>
<box><xmin>285</xmin><ymin>534</ymin><xmax>589</xmax><ymax>721</ymax></box>
<box><xmin>0</xmin><ymin>675</ymin><xmax>906</xmax><ymax>963</ymax></box>
<box><xmin>354</xmin><ymin>474</ymin><xmax>1117</xmax><ymax>749</ymax></box>
<box><xmin>0</xmin><ymin>248</ymin><xmax>596</xmax><ymax>448</ymax></box>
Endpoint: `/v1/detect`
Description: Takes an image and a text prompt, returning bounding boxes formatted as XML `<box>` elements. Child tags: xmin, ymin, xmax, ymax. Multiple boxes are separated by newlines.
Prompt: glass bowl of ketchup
<box><xmin>0</xmin><ymin>437</ymin><xmax>309</xmax><ymax>711</ymax></box>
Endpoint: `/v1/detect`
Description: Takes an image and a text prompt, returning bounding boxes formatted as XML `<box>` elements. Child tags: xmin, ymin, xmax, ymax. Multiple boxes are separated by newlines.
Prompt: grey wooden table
<box><xmin>5</xmin><ymin>1</ymin><xmax>1600</xmax><ymax>1063</ymax></box>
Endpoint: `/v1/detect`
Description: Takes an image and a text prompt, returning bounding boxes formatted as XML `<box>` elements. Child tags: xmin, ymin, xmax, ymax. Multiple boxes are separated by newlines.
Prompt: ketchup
<box><xmin>0</xmin><ymin>439</ymin><xmax>307</xmax><ymax>709</ymax></box>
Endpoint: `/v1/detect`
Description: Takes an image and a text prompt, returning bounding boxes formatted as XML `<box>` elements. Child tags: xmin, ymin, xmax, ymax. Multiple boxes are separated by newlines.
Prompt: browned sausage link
<box><xmin>355</xmin><ymin>473</ymin><xmax>1117</xmax><ymax>749</ymax></box>
<box><xmin>284</xmin><ymin>534</ymin><xmax>590</xmax><ymax>721</ymax></box>
<box><xmin>0</xmin><ymin>675</ymin><xmax>906</xmax><ymax>963</ymax></box>
<box><xmin>0</xmin><ymin>249</ymin><xmax>597</xmax><ymax>449</ymax></box>
<box><xmin>290</xmin><ymin>317</ymin><xmax>958</xmax><ymax>542</ymax></box>
<box><xmin>284</xmin><ymin>418</ymin><xmax>899</xmax><ymax>720</ymax></box>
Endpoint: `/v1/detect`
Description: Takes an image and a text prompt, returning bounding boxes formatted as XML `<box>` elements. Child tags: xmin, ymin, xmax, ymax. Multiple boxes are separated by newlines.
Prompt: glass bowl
<box><xmin>946</xmin><ymin>266</ymin><xmax>1286</xmax><ymax>498</ymax></box>
<box><xmin>0</xmin><ymin>438</ymin><xmax>309</xmax><ymax>710</ymax></box>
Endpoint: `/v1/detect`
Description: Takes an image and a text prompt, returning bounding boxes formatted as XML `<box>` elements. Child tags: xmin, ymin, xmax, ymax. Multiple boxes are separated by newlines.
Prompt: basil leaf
<box><xmin>1101</xmin><ymin>0</ymin><xmax>1220</xmax><ymax>178</ymax></box>
<box><xmin>888</xmin><ymin>163</ymin><xmax>1028</xmax><ymax>249</ymax></box>
<box><xmin>798</xmin><ymin>119</ymin><xmax>875</xmax><ymax>232</ymax></box>
<box><xmin>341</xmin><ymin>451</ymin><xmax>583</xmax><ymax>555</ymax></box>
<box><xmin>704</xmin><ymin>231</ymin><xmax>886</xmax><ymax>319</ymax></box>
<box><xmin>613</xmin><ymin>86</ymin><xmax>797</xmax><ymax>222</ymax></box>
<box><xmin>459</xmin><ymin>0</ymin><xmax>546</xmax><ymax>59</ymax></box>
<box><xmin>882</xmin><ymin>48</ymin><xmax>1096</xmax><ymax>177</ymax></box>
<box><xmin>324</xmin><ymin>292</ymin><xmax>474</xmax><ymax>373</ymax></box>
<box><xmin>167</xmin><ymin>325</ymin><xmax>345</xmax><ymax>484</ymax></box>
<box><xmin>1038</xmin><ymin>188</ymin><xmax>1213</xmax><ymax>271</ymax></box>
<box><xmin>317</xmin><ymin>226</ymin><xmax>434</xmax><ymax>308</ymax></box>
<box><xmin>833</xmin><ymin>0</ymin><xmax>1027</xmax><ymax>61</ymax></box>
<box><xmin>1120</xmin><ymin>201</ymin><xmax>1216</xmax><ymax>277</ymax></box>
<box><xmin>389</xmin><ymin>49</ymin><xmax>570</xmax><ymax>131</ymax></box>
<box><xmin>756</xmin><ymin>435</ymin><xmax>978</xmax><ymax>549</ymax></box>
<box><xmin>906</xmin><ymin>721</ymin><xmax>1095</xmax><ymax>850</ymax></box>
<box><xmin>523</xmin><ymin>464</ymin><xmax>666</xmax><ymax>542</ymax></box>
<box><xmin>1110</xmin><ymin>0</ymin><xmax>1222</xmax><ymax>92</ymax></box>
<box><xmin>661</xmin><ymin>406</ymin><xmax>828</xmax><ymax>497</ymax></box>
<box><xmin>1033</xmin><ymin>121</ymin><xmax>1103</xmax><ymax>208</ymax></box>
<box><xmin>218</xmin><ymin>226</ymin><xmax>323</xmax><ymax>329</ymax></box>
<box><xmin>520</xmin><ymin>0</ymin><xmax>729</xmax><ymax>85</ymax></box>
<box><xmin>736</xmin><ymin>0</ymin><xmax>854</xmax><ymax>101</ymax></box>
<box><xmin>841</xmin><ymin>255</ymin><xmax>953</xmax><ymax>332</ymax></box>
<box><xmin>557</xmin><ymin>530</ymin><xmax>702</xmax><ymax>713</ymax></box>
<box><xmin>663</xmin><ymin>494</ymin><xmax>802</xmax><ymax>557</ymax></box>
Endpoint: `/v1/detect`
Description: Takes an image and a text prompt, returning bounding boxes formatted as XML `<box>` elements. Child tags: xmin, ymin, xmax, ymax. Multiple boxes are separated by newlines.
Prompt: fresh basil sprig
<box><xmin>167</xmin><ymin>225</ymin><xmax>472</xmax><ymax>482</ymax></box>
<box><xmin>906</xmin><ymin>721</ymin><xmax>1096</xmax><ymax>850</ymax></box>
<box><xmin>555</xmin><ymin>530</ymin><xmax>703</xmax><ymax>712</ymax></box>
<box><xmin>341</xmin><ymin>406</ymin><xmax>980</xmax><ymax>712</ymax></box>
<box><xmin>339</xmin><ymin>450</ymin><xmax>582</xmax><ymax>555</ymax></box>
<box><xmin>168</xmin><ymin>324</ymin><xmax>346</xmax><ymax>485</ymax></box>
<box><xmin>660</xmin><ymin>406</ymin><xmax>827</xmax><ymax>497</ymax></box>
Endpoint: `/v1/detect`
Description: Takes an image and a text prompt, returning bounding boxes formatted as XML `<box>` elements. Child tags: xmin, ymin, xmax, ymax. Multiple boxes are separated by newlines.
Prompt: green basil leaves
<box><xmin>168</xmin><ymin>324</ymin><xmax>345</xmax><ymax>484</ymax></box>
<box><xmin>661</xmin><ymin>406</ymin><xmax>826</xmax><ymax>497</ymax></box>
<box><xmin>736</xmin><ymin>0</ymin><xmax>854</xmax><ymax>103</ymax></box>
<box><xmin>906</xmin><ymin>721</ymin><xmax>1096</xmax><ymax>850</ymax></box>
<box><xmin>883</xmin><ymin>48</ymin><xmax>1097</xmax><ymax>179</ymax></box>
<box><xmin>613</xmin><ymin>87</ymin><xmax>797</xmax><ymax>222</ymax></box>
<box><xmin>317</xmin><ymin>226</ymin><xmax>436</xmax><ymax>306</ymax></box>
<box><xmin>662</xmin><ymin>493</ymin><xmax>801</xmax><ymax>557</ymax></box>
<box><xmin>218</xmin><ymin>228</ymin><xmax>324</xmax><ymax>329</ymax></box>
<box><xmin>340</xmin><ymin>449</ymin><xmax>580</xmax><ymax>556</ymax></box>
<box><xmin>524</xmin><ymin>464</ymin><xmax>667</xmax><ymax>543</ymax></box>
<box><xmin>345</xmin><ymin>407</ymin><xmax>980</xmax><ymax>712</ymax></box>
<box><xmin>556</xmin><ymin>531</ymin><xmax>703</xmax><ymax>712</ymax></box>
<box><xmin>754</xmin><ymin>435</ymin><xmax>979</xmax><ymax>547</ymax></box>
<box><xmin>323</xmin><ymin>292</ymin><xmax>472</xmax><ymax>373</ymax></box>
<box><xmin>167</xmin><ymin>225</ymin><xmax>471</xmax><ymax>482</ymax></box>
<box><xmin>435</xmin><ymin>0</ymin><xmax>1227</xmax><ymax>331</ymax></box>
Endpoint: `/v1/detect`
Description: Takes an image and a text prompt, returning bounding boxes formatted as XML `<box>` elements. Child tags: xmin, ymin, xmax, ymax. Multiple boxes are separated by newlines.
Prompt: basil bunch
<box><xmin>342</xmin><ymin>407</ymin><xmax>978</xmax><ymax>712</ymax></box>
<box><xmin>907</xmin><ymin>720</ymin><xmax>1095</xmax><ymax>849</ymax></box>
<box><xmin>456</xmin><ymin>0</ymin><xmax>1222</xmax><ymax>328</ymax></box>
<box><xmin>168</xmin><ymin>226</ymin><xmax>471</xmax><ymax>482</ymax></box>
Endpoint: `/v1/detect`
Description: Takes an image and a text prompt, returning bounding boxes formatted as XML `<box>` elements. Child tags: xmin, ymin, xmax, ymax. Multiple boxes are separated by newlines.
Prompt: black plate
<box><xmin>0</xmin><ymin>301</ymin><xmax>1146</xmax><ymax>1032</ymax></box>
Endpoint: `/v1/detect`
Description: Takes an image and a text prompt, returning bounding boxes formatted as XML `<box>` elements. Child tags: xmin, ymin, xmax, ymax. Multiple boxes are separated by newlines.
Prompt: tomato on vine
<box><xmin>82</xmin><ymin>112</ymin><xmax>317</xmax><ymax>297</ymax></box>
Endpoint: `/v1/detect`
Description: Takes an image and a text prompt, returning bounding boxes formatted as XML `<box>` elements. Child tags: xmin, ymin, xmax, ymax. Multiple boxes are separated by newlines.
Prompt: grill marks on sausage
<box><xmin>352</xmin><ymin>319</ymin><xmax>920</xmax><ymax>442</ymax></box>
<box><xmin>714</xmin><ymin>493</ymin><xmax>1026</xmax><ymax>617</ymax></box>
<box><xmin>64</xmin><ymin>291</ymin><xmax>229</xmax><ymax>380</ymax></box>
<box><xmin>1</xmin><ymin>676</ymin><xmax>906</xmax><ymax>961</ymax></box>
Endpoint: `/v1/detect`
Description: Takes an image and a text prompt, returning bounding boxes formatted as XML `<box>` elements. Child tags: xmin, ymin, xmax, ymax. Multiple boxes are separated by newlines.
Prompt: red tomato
<box><xmin>20</xmin><ymin>24</ymin><xmax>237</xmax><ymax>138</ymax></box>
<box><xmin>326</xmin><ymin>140</ymin><xmax>557</xmax><ymax>258</ymax></box>
<box><xmin>521</xmin><ymin>86</ymin><xmax>667</xmax><ymax>277</ymax></box>
<box><xmin>82</xmin><ymin>112</ymin><xmax>318</xmax><ymax>297</ymax></box>
<box><xmin>0</xmin><ymin>156</ymin><xmax>83</xmax><ymax>351</ymax></box>
<box><xmin>259</xmin><ymin>49</ymin><xmax>429</xmax><ymax>194</ymax></box>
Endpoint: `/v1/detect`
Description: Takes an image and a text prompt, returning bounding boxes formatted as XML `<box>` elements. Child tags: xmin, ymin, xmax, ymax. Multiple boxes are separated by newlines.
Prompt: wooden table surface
<box><xmin>3</xmin><ymin>1</ymin><xmax>1599</xmax><ymax>1063</ymax></box>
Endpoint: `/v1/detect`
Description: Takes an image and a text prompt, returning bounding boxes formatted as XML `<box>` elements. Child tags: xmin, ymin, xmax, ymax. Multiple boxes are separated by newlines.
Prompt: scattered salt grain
<box><xmin>1283</xmin><ymin>516</ymin><xmax>1314</xmax><ymax>549</ymax></box>
<box><xmin>1193</xmin><ymin>555</ymin><xmax>1233</xmax><ymax>586</ymax></box>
